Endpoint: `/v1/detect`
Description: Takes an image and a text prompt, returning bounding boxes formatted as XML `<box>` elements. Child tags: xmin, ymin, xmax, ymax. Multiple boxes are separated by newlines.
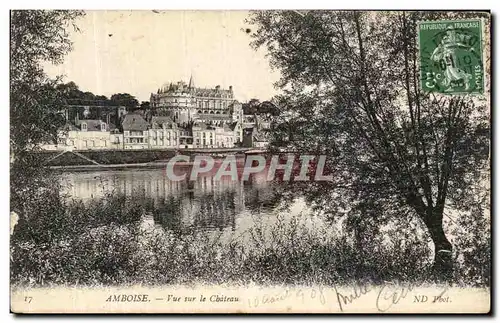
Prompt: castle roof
<box><xmin>194</xmin><ymin>87</ymin><xmax>232</xmax><ymax>98</ymax></box>
<box><xmin>154</xmin><ymin>79</ymin><xmax>234</xmax><ymax>99</ymax></box>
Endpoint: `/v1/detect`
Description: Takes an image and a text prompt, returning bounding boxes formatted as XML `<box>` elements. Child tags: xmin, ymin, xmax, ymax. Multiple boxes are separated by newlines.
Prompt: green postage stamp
<box><xmin>419</xmin><ymin>19</ymin><xmax>483</xmax><ymax>94</ymax></box>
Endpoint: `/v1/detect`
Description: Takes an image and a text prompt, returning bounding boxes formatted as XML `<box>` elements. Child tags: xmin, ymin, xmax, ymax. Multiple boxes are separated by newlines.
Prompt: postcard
<box><xmin>10</xmin><ymin>9</ymin><xmax>491</xmax><ymax>314</ymax></box>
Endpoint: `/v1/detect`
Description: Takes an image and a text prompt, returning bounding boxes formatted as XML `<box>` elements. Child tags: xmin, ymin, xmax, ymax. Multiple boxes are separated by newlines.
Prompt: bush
<box><xmin>10</xmin><ymin>191</ymin><xmax>490</xmax><ymax>288</ymax></box>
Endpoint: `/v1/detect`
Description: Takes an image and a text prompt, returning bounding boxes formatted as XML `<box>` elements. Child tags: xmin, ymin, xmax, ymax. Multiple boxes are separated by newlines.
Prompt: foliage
<box><xmin>10</xmin><ymin>10</ymin><xmax>85</xmax><ymax>216</ymax></box>
<box><xmin>57</xmin><ymin>81</ymin><xmax>140</xmax><ymax>108</ymax></box>
<box><xmin>110</xmin><ymin>93</ymin><xmax>139</xmax><ymax>109</ymax></box>
<box><xmin>10</xmin><ymin>191</ymin><xmax>488</xmax><ymax>287</ymax></box>
<box><xmin>10</xmin><ymin>10</ymin><xmax>84</xmax><ymax>159</ymax></box>
<box><xmin>247</xmin><ymin>10</ymin><xmax>490</xmax><ymax>276</ymax></box>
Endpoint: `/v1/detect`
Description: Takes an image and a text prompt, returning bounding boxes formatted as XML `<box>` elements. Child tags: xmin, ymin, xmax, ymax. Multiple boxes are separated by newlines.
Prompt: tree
<box><xmin>243</xmin><ymin>99</ymin><xmax>260</xmax><ymax>114</ymax></box>
<box><xmin>56</xmin><ymin>81</ymin><xmax>80</xmax><ymax>97</ymax></box>
<box><xmin>110</xmin><ymin>93</ymin><xmax>139</xmax><ymax>109</ymax></box>
<box><xmin>248</xmin><ymin>10</ymin><xmax>490</xmax><ymax>279</ymax></box>
<box><xmin>140</xmin><ymin>101</ymin><xmax>150</xmax><ymax>109</ymax></box>
<box><xmin>10</xmin><ymin>10</ymin><xmax>84</xmax><ymax>211</ymax></box>
<box><xmin>11</xmin><ymin>10</ymin><xmax>84</xmax><ymax>159</ymax></box>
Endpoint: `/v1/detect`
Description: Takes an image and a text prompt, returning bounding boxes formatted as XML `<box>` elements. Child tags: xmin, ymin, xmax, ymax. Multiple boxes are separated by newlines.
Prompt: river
<box><xmin>57</xmin><ymin>166</ymin><xmax>323</xmax><ymax>238</ymax></box>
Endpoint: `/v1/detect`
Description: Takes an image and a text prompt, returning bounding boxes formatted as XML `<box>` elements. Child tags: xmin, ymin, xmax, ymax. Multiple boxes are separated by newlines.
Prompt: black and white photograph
<box><xmin>9</xmin><ymin>9</ymin><xmax>491</xmax><ymax>314</ymax></box>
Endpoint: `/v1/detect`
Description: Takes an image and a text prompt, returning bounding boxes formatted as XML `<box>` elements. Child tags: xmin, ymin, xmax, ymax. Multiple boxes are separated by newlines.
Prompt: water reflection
<box><xmin>59</xmin><ymin>167</ymin><xmax>281</xmax><ymax>234</ymax></box>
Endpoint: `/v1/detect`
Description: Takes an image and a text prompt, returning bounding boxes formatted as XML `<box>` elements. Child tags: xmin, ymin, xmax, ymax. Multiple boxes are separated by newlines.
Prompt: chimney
<box><xmin>229</xmin><ymin>85</ymin><xmax>233</xmax><ymax>92</ymax></box>
<box><xmin>215</xmin><ymin>85</ymin><xmax>220</xmax><ymax>91</ymax></box>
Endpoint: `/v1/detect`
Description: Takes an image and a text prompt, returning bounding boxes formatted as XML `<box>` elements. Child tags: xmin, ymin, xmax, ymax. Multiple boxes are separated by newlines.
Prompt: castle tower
<box><xmin>188</xmin><ymin>74</ymin><xmax>194</xmax><ymax>89</ymax></box>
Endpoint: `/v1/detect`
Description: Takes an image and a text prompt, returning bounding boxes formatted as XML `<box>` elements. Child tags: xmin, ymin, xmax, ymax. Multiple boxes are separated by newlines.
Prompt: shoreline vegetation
<box><xmin>10</xmin><ymin>183</ymin><xmax>490</xmax><ymax>289</ymax></box>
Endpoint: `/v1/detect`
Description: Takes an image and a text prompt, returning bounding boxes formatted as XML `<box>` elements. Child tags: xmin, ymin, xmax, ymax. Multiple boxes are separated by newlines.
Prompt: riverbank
<box><xmin>48</xmin><ymin>162</ymin><xmax>168</xmax><ymax>172</ymax></box>
<box><xmin>47</xmin><ymin>157</ymin><xmax>248</xmax><ymax>172</ymax></box>
<box><xmin>31</xmin><ymin>148</ymin><xmax>256</xmax><ymax>170</ymax></box>
<box><xmin>10</xmin><ymin>177</ymin><xmax>490</xmax><ymax>292</ymax></box>
<box><xmin>10</xmin><ymin>189</ymin><xmax>435</xmax><ymax>288</ymax></box>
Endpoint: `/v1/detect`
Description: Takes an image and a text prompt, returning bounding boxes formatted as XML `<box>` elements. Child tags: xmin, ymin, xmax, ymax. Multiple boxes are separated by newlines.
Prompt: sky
<box><xmin>43</xmin><ymin>10</ymin><xmax>280</xmax><ymax>102</ymax></box>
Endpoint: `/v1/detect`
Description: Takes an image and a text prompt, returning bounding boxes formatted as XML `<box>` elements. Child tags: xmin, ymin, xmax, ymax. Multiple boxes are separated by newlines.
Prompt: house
<box><xmin>148</xmin><ymin>116</ymin><xmax>179</xmax><ymax>148</ymax></box>
<box><xmin>178</xmin><ymin>126</ymin><xmax>193</xmax><ymax>149</ymax></box>
<box><xmin>66</xmin><ymin>104</ymin><xmax>127</xmax><ymax>126</ymax></box>
<box><xmin>215</xmin><ymin>124</ymin><xmax>234</xmax><ymax>148</ymax></box>
<box><xmin>191</xmin><ymin>121</ymin><xmax>242</xmax><ymax>149</ymax></box>
<box><xmin>47</xmin><ymin>120</ymin><xmax>121</xmax><ymax>151</ymax></box>
<box><xmin>122</xmin><ymin>114</ymin><xmax>149</xmax><ymax>149</ymax></box>
<box><xmin>192</xmin><ymin>122</ymin><xmax>217</xmax><ymax>148</ymax></box>
<box><xmin>243</xmin><ymin>126</ymin><xmax>269</xmax><ymax>148</ymax></box>
<box><xmin>231</xmin><ymin>121</ymin><xmax>243</xmax><ymax>144</ymax></box>
<box><xmin>242</xmin><ymin>114</ymin><xmax>256</xmax><ymax>129</ymax></box>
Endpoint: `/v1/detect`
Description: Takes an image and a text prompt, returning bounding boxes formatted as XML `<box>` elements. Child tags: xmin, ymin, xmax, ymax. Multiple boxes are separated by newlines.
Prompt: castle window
<box><xmin>81</xmin><ymin>123</ymin><xmax>87</xmax><ymax>131</ymax></box>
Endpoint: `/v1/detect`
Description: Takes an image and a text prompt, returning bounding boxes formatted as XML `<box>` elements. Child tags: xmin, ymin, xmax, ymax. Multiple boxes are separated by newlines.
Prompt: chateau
<box><xmin>150</xmin><ymin>76</ymin><xmax>243</xmax><ymax>126</ymax></box>
<box><xmin>41</xmin><ymin>77</ymin><xmax>266</xmax><ymax>151</ymax></box>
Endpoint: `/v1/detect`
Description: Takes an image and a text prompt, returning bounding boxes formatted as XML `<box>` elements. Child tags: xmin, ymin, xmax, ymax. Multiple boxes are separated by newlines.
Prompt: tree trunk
<box><xmin>424</xmin><ymin>213</ymin><xmax>453</xmax><ymax>282</ymax></box>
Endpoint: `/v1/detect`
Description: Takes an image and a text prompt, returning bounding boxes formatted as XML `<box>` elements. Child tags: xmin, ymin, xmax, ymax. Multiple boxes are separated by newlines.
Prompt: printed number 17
<box><xmin>24</xmin><ymin>296</ymin><xmax>32</xmax><ymax>303</ymax></box>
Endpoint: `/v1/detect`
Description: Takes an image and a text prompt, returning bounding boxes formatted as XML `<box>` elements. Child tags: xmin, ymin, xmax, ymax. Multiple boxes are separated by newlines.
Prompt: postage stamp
<box><xmin>419</xmin><ymin>19</ymin><xmax>484</xmax><ymax>94</ymax></box>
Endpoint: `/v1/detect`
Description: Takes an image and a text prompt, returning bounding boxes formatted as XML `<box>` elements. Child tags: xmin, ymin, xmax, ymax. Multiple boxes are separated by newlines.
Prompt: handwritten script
<box><xmin>247</xmin><ymin>287</ymin><xmax>326</xmax><ymax>309</ymax></box>
<box><xmin>247</xmin><ymin>282</ymin><xmax>450</xmax><ymax>312</ymax></box>
<box><xmin>334</xmin><ymin>283</ymin><xmax>372</xmax><ymax>312</ymax></box>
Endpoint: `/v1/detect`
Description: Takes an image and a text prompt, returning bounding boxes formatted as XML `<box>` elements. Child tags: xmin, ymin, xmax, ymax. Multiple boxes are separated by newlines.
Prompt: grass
<box><xmin>10</xmin><ymin>188</ymin><xmax>490</xmax><ymax>288</ymax></box>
